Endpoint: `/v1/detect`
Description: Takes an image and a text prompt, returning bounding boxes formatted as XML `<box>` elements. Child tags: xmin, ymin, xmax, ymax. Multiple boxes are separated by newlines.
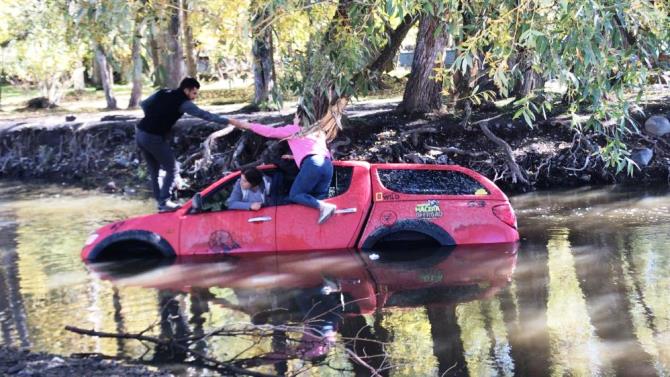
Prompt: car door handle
<box><xmin>248</xmin><ymin>216</ymin><xmax>272</xmax><ymax>223</ymax></box>
<box><xmin>335</xmin><ymin>208</ymin><xmax>357</xmax><ymax>214</ymax></box>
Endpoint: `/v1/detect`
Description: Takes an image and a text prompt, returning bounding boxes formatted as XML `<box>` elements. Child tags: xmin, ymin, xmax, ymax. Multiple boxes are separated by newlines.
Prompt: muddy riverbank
<box><xmin>1</xmin><ymin>96</ymin><xmax>669</xmax><ymax>196</ymax></box>
<box><xmin>0</xmin><ymin>347</ymin><xmax>174</xmax><ymax>376</ymax></box>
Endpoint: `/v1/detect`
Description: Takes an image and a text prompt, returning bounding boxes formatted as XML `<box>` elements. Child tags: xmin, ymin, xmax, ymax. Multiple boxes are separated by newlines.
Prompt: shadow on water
<box><xmin>2</xmin><ymin>183</ymin><xmax>670</xmax><ymax>375</ymax></box>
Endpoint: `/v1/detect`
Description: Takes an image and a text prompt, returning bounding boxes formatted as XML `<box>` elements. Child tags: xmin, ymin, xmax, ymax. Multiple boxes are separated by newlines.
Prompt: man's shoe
<box><xmin>317</xmin><ymin>203</ymin><xmax>337</xmax><ymax>224</ymax></box>
<box><xmin>158</xmin><ymin>200</ymin><xmax>180</xmax><ymax>212</ymax></box>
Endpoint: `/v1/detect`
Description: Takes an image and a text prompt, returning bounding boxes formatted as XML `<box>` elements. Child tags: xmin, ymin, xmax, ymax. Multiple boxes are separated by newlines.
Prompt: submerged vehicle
<box><xmin>81</xmin><ymin>162</ymin><xmax>519</xmax><ymax>261</ymax></box>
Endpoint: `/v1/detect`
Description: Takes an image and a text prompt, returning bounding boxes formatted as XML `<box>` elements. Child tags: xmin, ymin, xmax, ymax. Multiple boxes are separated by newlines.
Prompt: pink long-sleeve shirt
<box><xmin>250</xmin><ymin>123</ymin><xmax>331</xmax><ymax>167</ymax></box>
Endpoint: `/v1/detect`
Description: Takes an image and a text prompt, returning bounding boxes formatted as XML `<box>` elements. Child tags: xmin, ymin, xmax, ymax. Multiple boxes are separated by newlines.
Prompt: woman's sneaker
<box><xmin>317</xmin><ymin>202</ymin><xmax>337</xmax><ymax>224</ymax></box>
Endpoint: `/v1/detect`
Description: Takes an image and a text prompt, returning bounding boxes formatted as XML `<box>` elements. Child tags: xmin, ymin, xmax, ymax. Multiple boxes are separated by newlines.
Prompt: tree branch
<box><xmin>478</xmin><ymin>122</ymin><xmax>530</xmax><ymax>185</ymax></box>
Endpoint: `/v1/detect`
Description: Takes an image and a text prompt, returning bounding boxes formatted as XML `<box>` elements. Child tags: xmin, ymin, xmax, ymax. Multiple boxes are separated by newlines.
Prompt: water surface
<box><xmin>1</xmin><ymin>182</ymin><xmax>669</xmax><ymax>376</ymax></box>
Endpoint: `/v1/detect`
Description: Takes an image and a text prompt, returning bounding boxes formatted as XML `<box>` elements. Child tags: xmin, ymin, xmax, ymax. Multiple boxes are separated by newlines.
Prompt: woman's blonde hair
<box><xmin>295</xmin><ymin>97</ymin><xmax>348</xmax><ymax>143</ymax></box>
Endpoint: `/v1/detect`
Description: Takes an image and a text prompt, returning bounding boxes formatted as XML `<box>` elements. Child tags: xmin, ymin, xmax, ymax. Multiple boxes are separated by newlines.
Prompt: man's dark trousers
<box><xmin>136</xmin><ymin>129</ymin><xmax>178</xmax><ymax>205</ymax></box>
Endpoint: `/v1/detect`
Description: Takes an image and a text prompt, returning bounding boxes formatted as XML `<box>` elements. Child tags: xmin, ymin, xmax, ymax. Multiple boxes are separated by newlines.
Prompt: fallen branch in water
<box><xmin>65</xmin><ymin>325</ymin><xmax>280</xmax><ymax>377</ymax></box>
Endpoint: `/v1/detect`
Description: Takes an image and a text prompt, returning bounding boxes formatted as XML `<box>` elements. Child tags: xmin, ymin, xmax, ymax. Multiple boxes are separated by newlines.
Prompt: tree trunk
<box><xmin>91</xmin><ymin>56</ymin><xmax>102</xmax><ymax>89</ymax></box>
<box><xmin>148</xmin><ymin>21</ymin><xmax>166</xmax><ymax>87</ymax></box>
<box><xmin>513</xmin><ymin>66</ymin><xmax>544</xmax><ymax>97</ymax></box>
<box><xmin>182</xmin><ymin>0</ymin><xmax>197</xmax><ymax>78</ymax></box>
<box><xmin>251</xmin><ymin>3</ymin><xmax>275</xmax><ymax>109</ymax></box>
<box><xmin>94</xmin><ymin>45</ymin><xmax>118</xmax><ymax>110</ymax></box>
<box><xmin>165</xmin><ymin>0</ymin><xmax>185</xmax><ymax>88</ymax></box>
<box><xmin>128</xmin><ymin>19</ymin><xmax>145</xmax><ymax>109</ymax></box>
<box><xmin>368</xmin><ymin>14</ymin><xmax>417</xmax><ymax>75</ymax></box>
<box><xmin>398</xmin><ymin>14</ymin><xmax>448</xmax><ymax>114</ymax></box>
<box><xmin>72</xmin><ymin>65</ymin><xmax>86</xmax><ymax>91</ymax></box>
<box><xmin>299</xmin><ymin>0</ymin><xmax>411</xmax><ymax>128</ymax></box>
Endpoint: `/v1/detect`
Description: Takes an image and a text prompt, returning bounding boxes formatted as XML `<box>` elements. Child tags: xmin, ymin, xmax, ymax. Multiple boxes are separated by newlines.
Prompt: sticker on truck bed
<box><xmin>375</xmin><ymin>192</ymin><xmax>400</xmax><ymax>201</ymax></box>
<box><xmin>415</xmin><ymin>200</ymin><xmax>443</xmax><ymax>219</ymax></box>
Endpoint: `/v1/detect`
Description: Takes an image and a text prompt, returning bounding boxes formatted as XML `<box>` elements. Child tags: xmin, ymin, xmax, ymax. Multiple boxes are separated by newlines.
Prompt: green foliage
<box><xmin>441</xmin><ymin>0</ymin><xmax>670</xmax><ymax>174</ymax></box>
<box><xmin>191</xmin><ymin>0</ymin><xmax>253</xmax><ymax>77</ymax></box>
<box><xmin>1</xmin><ymin>1</ymin><xmax>85</xmax><ymax>104</ymax></box>
<box><xmin>262</xmin><ymin>0</ymin><xmax>424</xmax><ymax>122</ymax></box>
<box><xmin>2</xmin><ymin>0</ymin><xmax>669</xmax><ymax>175</ymax></box>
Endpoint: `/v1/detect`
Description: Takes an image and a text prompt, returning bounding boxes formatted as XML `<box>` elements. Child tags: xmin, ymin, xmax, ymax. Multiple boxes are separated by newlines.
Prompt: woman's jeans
<box><xmin>289</xmin><ymin>155</ymin><xmax>333</xmax><ymax>209</ymax></box>
<box><xmin>135</xmin><ymin>129</ymin><xmax>178</xmax><ymax>205</ymax></box>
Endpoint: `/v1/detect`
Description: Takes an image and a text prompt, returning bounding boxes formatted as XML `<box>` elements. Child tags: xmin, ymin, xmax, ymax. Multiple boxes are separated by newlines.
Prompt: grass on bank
<box><xmin>0</xmin><ymin>71</ymin><xmax>410</xmax><ymax>119</ymax></box>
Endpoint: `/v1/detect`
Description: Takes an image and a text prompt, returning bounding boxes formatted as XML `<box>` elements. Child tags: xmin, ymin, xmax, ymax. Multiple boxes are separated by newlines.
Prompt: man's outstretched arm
<box><xmin>180</xmin><ymin>101</ymin><xmax>229</xmax><ymax>125</ymax></box>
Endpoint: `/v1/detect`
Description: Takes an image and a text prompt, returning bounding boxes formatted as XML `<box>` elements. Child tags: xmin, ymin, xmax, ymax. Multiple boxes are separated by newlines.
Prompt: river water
<box><xmin>1</xmin><ymin>181</ymin><xmax>669</xmax><ymax>376</ymax></box>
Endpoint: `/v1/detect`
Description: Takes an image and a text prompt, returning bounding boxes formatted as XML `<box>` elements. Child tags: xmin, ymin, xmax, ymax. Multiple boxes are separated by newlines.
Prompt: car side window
<box><xmin>201</xmin><ymin>178</ymin><xmax>237</xmax><ymax>213</ymax></box>
<box><xmin>377</xmin><ymin>169</ymin><xmax>489</xmax><ymax>195</ymax></box>
<box><xmin>200</xmin><ymin>170</ymin><xmax>279</xmax><ymax>213</ymax></box>
<box><xmin>327</xmin><ymin>167</ymin><xmax>354</xmax><ymax>198</ymax></box>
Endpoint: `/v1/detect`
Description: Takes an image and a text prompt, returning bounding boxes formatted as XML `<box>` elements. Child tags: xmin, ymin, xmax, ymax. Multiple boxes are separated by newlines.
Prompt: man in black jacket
<box><xmin>136</xmin><ymin>77</ymin><xmax>230</xmax><ymax>212</ymax></box>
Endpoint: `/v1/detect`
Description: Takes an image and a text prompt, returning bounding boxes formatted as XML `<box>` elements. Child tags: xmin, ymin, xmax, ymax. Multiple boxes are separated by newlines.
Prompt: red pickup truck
<box><xmin>81</xmin><ymin>162</ymin><xmax>519</xmax><ymax>261</ymax></box>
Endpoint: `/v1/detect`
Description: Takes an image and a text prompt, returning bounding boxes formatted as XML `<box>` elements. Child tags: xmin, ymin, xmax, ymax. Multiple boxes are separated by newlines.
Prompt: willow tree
<box><xmin>398</xmin><ymin>9</ymin><xmax>448</xmax><ymax>114</ymax></box>
<box><xmin>2</xmin><ymin>1</ymin><xmax>83</xmax><ymax>106</ymax></box>
<box><xmin>182</xmin><ymin>0</ymin><xmax>198</xmax><ymax>78</ymax></box>
<box><xmin>128</xmin><ymin>1</ymin><xmax>149</xmax><ymax>108</ymax></box>
<box><xmin>70</xmin><ymin>0</ymin><xmax>137</xmax><ymax>110</ymax></box>
<box><xmin>267</xmin><ymin>0</ymin><xmax>423</xmax><ymax>132</ymax></box>
<box><xmin>249</xmin><ymin>0</ymin><xmax>277</xmax><ymax>110</ymax></box>
<box><xmin>165</xmin><ymin>0</ymin><xmax>185</xmax><ymax>88</ymax></box>
<box><xmin>430</xmin><ymin>0</ymin><xmax>670</xmax><ymax>173</ymax></box>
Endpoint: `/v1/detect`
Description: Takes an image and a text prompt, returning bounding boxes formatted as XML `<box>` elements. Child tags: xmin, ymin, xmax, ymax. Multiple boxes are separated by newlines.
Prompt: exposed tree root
<box><xmin>1</xmin><ymin>97</ymin><xmax>669</xmax><ymax>194</ymax></box>
<box><xmin>477</xmin><ymin>121</ymin><xmax>530</xmax><ymax>186</ymax></box>
<box><xmin>423</xmin><ymin>143</ymin><xmax>491</xmax><ymax>158</ymax></box>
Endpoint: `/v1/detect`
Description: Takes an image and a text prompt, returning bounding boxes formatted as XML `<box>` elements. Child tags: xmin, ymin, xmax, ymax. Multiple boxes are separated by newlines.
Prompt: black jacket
<box><xmin>137</xmin><ymin>89</ymin><xmax>189</xmax><ymax>136</ymax></box>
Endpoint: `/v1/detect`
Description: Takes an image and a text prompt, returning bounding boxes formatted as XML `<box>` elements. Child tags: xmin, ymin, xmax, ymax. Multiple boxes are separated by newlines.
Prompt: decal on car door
<box><xmin>415</xmin><ymin>200</ymin><xmax>443</xmax><ymax>219</ymax></box>
<box><xmin>208</xmin><ymin>230</ymin><xmax>240</xmax><ymax>253</ymax></box>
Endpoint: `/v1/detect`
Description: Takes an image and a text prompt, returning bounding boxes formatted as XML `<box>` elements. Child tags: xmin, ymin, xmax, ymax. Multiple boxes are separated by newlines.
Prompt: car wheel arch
<box><xmin>361</xmin><ymin>220</ymin><xmax>456</xmax><ymax>249</ymax></box>
<box><xmin>87</xmin><ymin>230</ymin><xmax>176</xmax><ymax>261</ymax></box>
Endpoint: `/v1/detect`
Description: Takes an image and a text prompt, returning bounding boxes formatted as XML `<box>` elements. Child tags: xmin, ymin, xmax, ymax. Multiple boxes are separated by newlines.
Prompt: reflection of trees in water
<box><xmin>0</xmin><ymin>212</ymin><xmax>30</xmax><ymax>348</ymax></box>
<box><xmin>10</xmin><ymin>193</ymin><xmax>154</xmax><ymax>355</ymax></box>
<box><xmin>499</xmin><ymin>240</ymin><xmax>551</xmax><ymax>377</ymax></box>
<box><xmin>112</xmin><ymin>287</ymin><xmax>127</xmax><ymax>357</ymax></box>
<box><xmin>153</xmin><ymin>291</ymin><xmax>190</xmax><ymax>363</ymax></box>
<box><xmin>614</xmin><ymin>229</ymin><xmax>670</xmax><ymax>374</ymax></box>
<box><xmin>455</xmin><ymin>299</ymin><xmax>514</xmax><ymax>377</ymax></box>
<box><xmin>427</xmin><ymin>304</ymin><xmax>467</xmax><ymax>376</ymax></box>
<box><xmin>341</xmin><ymin>311</ymin><xmax>391</xmax><ymax>376</ymax></box>
<box><xmin>545</xmin><ymin>228</ymin><xmax>606</xmax><ymax>376</ymax></box>
<box><xmin>570</xmin><ymin>230</ymin><xmax>658</xmax><ymax>376</ymax></box>
<box><xmin>189</xmin><ymin>287</ymin><xmax>211</xmax><ymax>355</ymax></box>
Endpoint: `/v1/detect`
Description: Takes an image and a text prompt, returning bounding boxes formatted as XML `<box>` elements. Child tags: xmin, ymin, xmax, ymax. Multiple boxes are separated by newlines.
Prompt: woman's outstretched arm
<box><xmin>229</xmin><ymin>118</ymin><xmax>300</xmax><ymax>139</ymax></box>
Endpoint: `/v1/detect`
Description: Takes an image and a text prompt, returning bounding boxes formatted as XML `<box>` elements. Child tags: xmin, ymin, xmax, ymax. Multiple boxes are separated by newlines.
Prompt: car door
<box><xmin>275</xmin><ymin>161</ymin><xmax>371</xmax><ymax>251</ymax></box>
<box><xmin>179</xmin><ymin>172</ymin><xmax>276</xmax><ymax>255</ymax></box>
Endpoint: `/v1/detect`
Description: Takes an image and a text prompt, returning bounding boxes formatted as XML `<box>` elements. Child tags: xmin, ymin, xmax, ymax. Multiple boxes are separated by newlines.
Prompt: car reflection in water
<box><xmin>86</xmin><ymin>243</ymin><xmax>517</xmax><ymax>369</ymax></box>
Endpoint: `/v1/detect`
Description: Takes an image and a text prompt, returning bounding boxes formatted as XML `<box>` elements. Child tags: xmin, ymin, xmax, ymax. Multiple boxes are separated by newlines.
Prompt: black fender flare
<box><xmin>361</xmin><ymin>220</ymin><xmax>456</xmax><ymax>249</ymax></box>
<box><xmin>87</xmin><ymin>230</ymin><xmax>176</xmax><ymax>261</ymax></box>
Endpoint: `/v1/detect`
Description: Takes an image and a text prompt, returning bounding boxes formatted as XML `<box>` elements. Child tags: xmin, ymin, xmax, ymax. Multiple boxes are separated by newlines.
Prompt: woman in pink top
<box><xmin>229</xmin><ymin>116</ymin><xmax>338</xmax><ymax>224</ymax></box>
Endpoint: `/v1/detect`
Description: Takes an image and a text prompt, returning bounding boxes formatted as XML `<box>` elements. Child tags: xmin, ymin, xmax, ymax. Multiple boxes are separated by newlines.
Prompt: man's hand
<box><xmin>250</xmin><ymin>202</ymin><xmax>262</xmax><ymax>211</ymax></box>
<box><xmin>228</xmin><ymin>118</ymin><xmax>252</xmax><ymax>130</ymax></box>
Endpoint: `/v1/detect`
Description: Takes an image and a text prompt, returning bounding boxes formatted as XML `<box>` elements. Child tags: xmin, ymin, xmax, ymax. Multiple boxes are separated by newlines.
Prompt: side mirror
<box><xmin>191</xmin><ymin>193</ymin><xmax>203</xmax><ymax>213</ymax></box>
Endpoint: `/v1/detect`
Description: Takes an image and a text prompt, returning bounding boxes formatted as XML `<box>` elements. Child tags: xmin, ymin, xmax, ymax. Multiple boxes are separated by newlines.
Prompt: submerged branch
<box><xmin>65</xmin><ymin>325</ymin><xmax>279</xmax><ymax>377</ymax></box>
